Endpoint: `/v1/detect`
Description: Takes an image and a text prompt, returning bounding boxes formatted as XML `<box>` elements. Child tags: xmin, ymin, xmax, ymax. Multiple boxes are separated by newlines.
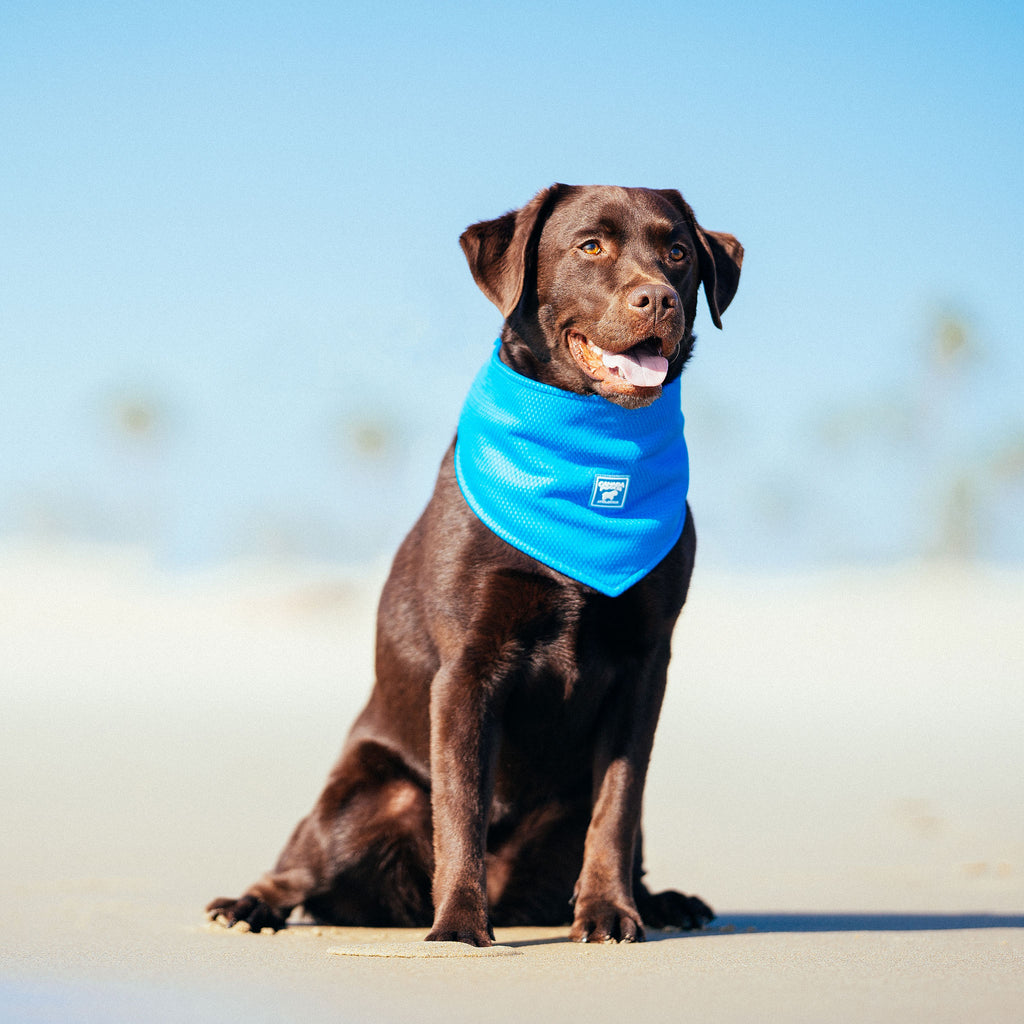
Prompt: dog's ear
<box><xmin>460</xmin><ymin>185</ymin><xmax>566</xmax><ymax>318</ymax></box>
<box><xmin>695</xmin><ymin>229</ymin><xmax>744</xmax><ymax>329</ymax></box>
<box><xmin>655</xmin><ymin>189</ymin><xmax>743</xmax><ymax>329</ymax></box>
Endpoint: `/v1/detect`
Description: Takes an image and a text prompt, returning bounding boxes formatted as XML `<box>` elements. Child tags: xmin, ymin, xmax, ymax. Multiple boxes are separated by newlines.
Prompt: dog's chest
<box><xmin>496</xmin><ymin>595</ymin><xmax>649</xmax><ymax>743</ymax></box>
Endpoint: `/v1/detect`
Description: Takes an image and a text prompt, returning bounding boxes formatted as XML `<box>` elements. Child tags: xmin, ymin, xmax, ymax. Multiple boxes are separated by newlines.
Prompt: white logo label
<box><xmin>590</xmin><ymin>474</ymin><xmax>630</xmax><ymax>509</ymax></box>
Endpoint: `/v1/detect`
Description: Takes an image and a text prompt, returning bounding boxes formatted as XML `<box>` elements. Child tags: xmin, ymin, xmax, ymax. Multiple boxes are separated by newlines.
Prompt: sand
<box><xmin>1</xmin><ymin>542</ymin><xmax>1022</xmax><ymax>1022</ymax></box>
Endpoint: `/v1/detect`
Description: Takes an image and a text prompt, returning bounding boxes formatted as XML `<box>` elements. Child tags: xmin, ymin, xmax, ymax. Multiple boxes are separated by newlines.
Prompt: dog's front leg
<box><xmin>425</xmin><ymin>660</ymin><xmax>500</xmax><ymax>946</ymax></box>
<box><xmin>570</xmin><ymin>653</ymin><xmax>670</xmax><ymax>943</ymax></box>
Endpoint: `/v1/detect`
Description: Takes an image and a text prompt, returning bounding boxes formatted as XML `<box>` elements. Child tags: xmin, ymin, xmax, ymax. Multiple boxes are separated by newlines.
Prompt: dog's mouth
<box><xmin>567</xmin><ymin>331</ymin><xmax>671</xmax><ymax>392</ymax></box>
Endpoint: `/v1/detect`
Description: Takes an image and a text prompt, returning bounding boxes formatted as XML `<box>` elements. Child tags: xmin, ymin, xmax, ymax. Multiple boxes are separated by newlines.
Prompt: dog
<box><xmin>207</xmin><ymin>184</ymin><xmax>743</xmax><ymax>945</ymax></box>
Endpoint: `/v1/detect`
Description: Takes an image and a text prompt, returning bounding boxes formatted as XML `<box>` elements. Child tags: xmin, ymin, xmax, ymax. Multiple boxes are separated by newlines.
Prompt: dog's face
<box><xmin>461</xmin><ymin>185</ymin><xmax>743</xmax><ymax>409</ymax></box>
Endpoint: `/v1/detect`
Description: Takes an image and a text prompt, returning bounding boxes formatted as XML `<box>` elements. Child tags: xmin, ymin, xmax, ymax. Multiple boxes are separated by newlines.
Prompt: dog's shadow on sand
<box><xmin>651</xmin><ymin>912</ymin><xmax>1024</xmax><ymax>939</ymax></box>
<box><xmin>505</xmin><ymin>913</ymin><xmax>1024</xmax><ymax>947</ymax></box>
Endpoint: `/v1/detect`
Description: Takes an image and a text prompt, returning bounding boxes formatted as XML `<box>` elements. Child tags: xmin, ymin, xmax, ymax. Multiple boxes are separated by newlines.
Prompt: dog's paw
<box><xmin>424</xmin><ymin>927</ymin><xmax>494</xmax><ymax>947</ymax></box>
<box><xmin>425</xmin><ymin>913</ymin><xmax>494</xmax><ymax>947</ymax></box>
<box><xmin>570</xmin><ymin>900</ymin><xmax>645</xmax><ymax>944</ymax></box>
<box><xmin>426</xmin><ymin>889</ymin><xmax>495</xmax><ymax>947</ymax></box>
<box><xmin>205</xmin><ymin>894</ymin><xmax>288</xmax><ymax>932</ymax></box>
<box><xmin>637</xmin><ymin>887</ymin><xmax>714</xmax><ymax>931</ymax></box>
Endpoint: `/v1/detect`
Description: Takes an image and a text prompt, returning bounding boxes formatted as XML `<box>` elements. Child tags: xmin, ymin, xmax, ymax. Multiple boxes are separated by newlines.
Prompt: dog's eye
<box><xmin>668</xmin><ymin>244</ymin><xmax>689</xmax><ymax>262</ymax></box>
<box><xmin>579</xmin><ymin>240</ymin><xmax>603</xmax><ymax>256</ymax></box>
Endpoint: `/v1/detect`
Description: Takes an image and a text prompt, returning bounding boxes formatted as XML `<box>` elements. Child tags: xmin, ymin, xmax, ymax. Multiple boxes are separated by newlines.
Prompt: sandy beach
<box><xmin>2</xmin><ymin>543</ymin><xmax>1022</xmax><ymax>1022</ymax></box>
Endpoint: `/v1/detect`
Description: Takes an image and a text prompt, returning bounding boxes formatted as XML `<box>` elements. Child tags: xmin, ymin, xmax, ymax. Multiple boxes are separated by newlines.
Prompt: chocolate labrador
<box><xmin>208</xmin><ymin>184</ymin><xmax>742</xmax><ymax>945</ymax></box>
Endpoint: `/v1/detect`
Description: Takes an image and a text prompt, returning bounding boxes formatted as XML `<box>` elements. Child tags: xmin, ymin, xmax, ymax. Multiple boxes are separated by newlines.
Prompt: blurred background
<box><xmin>2</xmin><ymin>0</ymin><xmax>1021</xmax><ymax>572</ymax></box>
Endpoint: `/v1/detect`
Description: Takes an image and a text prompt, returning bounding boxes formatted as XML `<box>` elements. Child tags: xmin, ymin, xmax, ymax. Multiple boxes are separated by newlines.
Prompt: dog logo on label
<box><xmin>589</xmin><ymin>474</ymin><xmax>630</xmax><ymax>509</ymax></box>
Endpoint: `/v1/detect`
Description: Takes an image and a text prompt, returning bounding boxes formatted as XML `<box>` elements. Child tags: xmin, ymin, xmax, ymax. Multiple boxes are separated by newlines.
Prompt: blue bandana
<box><xmin>454</xmin><ymin>343</ymin><xmax>689</xmax><ymax>597</ymax></box>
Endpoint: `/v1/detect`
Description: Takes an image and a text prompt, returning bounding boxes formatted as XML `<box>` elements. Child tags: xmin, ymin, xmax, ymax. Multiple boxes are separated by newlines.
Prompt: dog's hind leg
<box><xmin>206</xmin><ymin>740</ymin><xmax>433</xmax><ymax>930</ymax></box>
<box><xmin>630</xmin><ymin>831</ymin><xmax>714</xmax><ymax>932</ymax></box>
<box><xmin>633</xmin><ymin>883</ymin><xmax>714</xmax><ymax>931</ymax></box>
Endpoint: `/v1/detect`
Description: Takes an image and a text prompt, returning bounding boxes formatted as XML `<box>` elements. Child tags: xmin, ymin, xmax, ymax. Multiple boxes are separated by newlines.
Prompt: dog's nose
<box><xmin>627</xmin><ymin>283</ymin><xmax>678</xmax><ymax>312</ymax></box>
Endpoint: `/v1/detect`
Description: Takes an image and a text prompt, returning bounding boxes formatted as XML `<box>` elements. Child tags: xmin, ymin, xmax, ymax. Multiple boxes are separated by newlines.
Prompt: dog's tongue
<box><xmin>601</xmin><ymin>347</ymin><xmax>669</xmax><ymax>387</ymax></box>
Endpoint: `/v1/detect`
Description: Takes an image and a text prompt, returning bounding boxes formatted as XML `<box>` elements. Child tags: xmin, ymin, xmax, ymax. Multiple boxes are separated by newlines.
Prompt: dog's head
<box><xmin>461</xmin><ymin>185</ymin><xmax>743</xmax><ymax>409</ymax></box>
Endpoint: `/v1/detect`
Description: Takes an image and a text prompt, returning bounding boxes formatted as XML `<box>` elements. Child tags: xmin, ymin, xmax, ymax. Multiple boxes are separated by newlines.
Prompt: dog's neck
<box><xmin>497</xmin><ymin>323</ymin><xmax>583</xmax><ymax>396</ymax></box>
<box><xmin>498</xmin><ymin>322</ymin><xmax>695</xmax><ymax>406</ymax></box>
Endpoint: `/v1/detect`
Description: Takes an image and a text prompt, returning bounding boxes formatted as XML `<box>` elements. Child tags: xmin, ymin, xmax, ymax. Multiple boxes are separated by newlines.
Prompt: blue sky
<box><xmin>2</xmin><ymin>1</ymin><xmax>1022</xmax><ymax>567</ymax></box>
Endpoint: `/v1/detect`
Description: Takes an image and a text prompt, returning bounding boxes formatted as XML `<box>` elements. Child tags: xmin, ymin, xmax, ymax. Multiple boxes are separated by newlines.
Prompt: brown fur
<box><xmin>207</xmin><ymin>185</ymin><xmax>743</xmax><ymax>945</ymax></box>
